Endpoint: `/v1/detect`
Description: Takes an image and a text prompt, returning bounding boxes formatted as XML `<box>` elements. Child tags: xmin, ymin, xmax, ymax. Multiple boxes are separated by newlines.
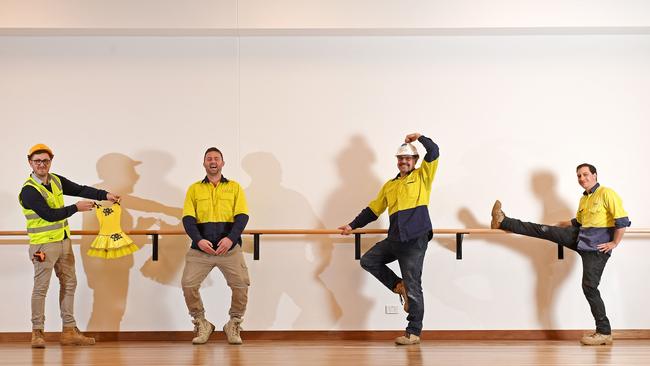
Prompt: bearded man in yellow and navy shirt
<box><xmin>491</xmin><ymin>163</ymin><xmax>630</xmax><ymax>346</ymax></box>
<box><xmin>19</xmin><ymin>144</ymin><xmax>120</xmax><ymax>348</ymax></box>
<box><xmin>339</xmin><ymin>132</ymin><xmax>440</xmax><ymax>345</ymax></box>
<box><xmin>181</xmin><ymin>147</ymin><xmax>250</xmax><ymax>346</ymax></box>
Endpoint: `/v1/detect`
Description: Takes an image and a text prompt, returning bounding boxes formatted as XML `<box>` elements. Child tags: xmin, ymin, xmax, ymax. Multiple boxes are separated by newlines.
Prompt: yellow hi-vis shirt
<box><xmin>573</xmin><ymin>183</ymin><xmax>630</xmax><ymax>251</ymax></box>
<box><xmin>182</xmin><ymin>176</ymin><xmax>249</xmax><ymax>250</ymax></box>
<box><xmin>350</xmin><ymin>136</ymin><xmax>439</xmax><ymax>242</ymax></box>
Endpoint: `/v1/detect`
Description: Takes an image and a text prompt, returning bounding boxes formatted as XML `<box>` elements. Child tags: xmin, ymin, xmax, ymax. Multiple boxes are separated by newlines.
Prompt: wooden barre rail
<box><xmin>1</xmin><ymin>228</ymin><xmax>649</xmax><ymax>261</ymax></box>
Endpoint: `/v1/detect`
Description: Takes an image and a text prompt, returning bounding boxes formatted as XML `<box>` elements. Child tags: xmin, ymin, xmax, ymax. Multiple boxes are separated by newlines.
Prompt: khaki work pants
<box><xmin>29</xmin><ymin>238</ymin><xmax>77</xmax><ymax>330</ymax></box>
<box><xmin>181</xmin><ymin>246</ymin><xmax>250</xmax><ymax>320</ymax></box>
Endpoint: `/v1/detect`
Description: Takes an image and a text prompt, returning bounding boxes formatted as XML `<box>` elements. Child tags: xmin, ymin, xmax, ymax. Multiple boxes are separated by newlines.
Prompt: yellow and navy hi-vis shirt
<box><xmin>350</xmin><ymin>136</ymin><xmax>439</xmax><ymax>242</ymax></box>
<box><xmin>570</xmin><ymin>183</ymin><xmax>631</xmax><ymax>252</ymax></box>
<box><xmin>182</xmin><ymin>175</ymin><xmax>249</xmax><ymax>251</ymax></box>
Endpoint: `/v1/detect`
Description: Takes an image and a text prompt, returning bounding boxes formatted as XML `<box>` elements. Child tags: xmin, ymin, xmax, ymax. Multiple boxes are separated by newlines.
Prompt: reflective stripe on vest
<box><xmin>20</xmin><ymin>174</ymin><xmax>71</xmax><ymax>245</ymax></box>
<box><xmin>26</xmin><ymin>220</ymin><xmax>69</xmax><ymax>233</ymax></box>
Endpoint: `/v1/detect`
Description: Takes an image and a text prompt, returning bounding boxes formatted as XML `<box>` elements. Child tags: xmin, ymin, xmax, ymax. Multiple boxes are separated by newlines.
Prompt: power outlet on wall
<box><xmin>385</xmin><ymin>305</ymin><xmax>400</xmax><ymax>314</ymax></box>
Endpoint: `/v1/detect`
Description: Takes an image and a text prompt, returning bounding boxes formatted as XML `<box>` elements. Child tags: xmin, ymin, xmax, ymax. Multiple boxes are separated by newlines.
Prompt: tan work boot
<box><xmin>393</xmin><ymin>280</ymin><xmax>409</xmax><ymax>312</ymax></box>
<box><xmin>31</xmin><ymin>329</ymin><xmax>45</xmax><ymax>348</ymax></box>
<box><xmin>395</xmin><ymin>332</ymin><xmax>420</xmax><ymax>345</ymax></box>
<box><xmin>60</xmin><ymin>326</ymin><xmax>95</xmax><ymax>346</ymax></box>
<box><xmin>191</xmin><ymin>318</ymin><xmax>215</xmax><ymax>345</ymax></box>
<box><xmin>491</xmin><ymin>200</ymin><xmax>506</xmax><ymax>229</ymax></box>
<box><xmin>223</xmin><ymin>317</ymin><xmax>243</xmax><ymax>345</ymax></box>
<box><xmin>580</xmin><ymin>332</ymin><xmax>613</xmax><ymax>346</ymax></box>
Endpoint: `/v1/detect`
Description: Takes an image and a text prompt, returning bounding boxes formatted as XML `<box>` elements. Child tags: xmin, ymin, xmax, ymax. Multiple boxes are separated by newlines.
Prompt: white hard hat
<box><xmin>395</xmin><ymin>143</ymin><xmax>419</xmax><ymax>157</ymax></box>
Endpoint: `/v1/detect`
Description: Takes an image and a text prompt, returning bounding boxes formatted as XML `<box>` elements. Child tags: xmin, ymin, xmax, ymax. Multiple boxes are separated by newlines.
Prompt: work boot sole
<box><xmin>394</xmin><ymin>282</ymin><xmax>409</xmax><ymax>312</ymax></box>
<box><xmin>395</xmin><ymin>337</ymin><xmax>420</xmax><ymax>345</ymax></box>
<box><xmin>580</xmin><ymin>338</ymin><xmax>613</xmax><ymax>346</ymax></box>
<box><xmin>491</xmin><ymin>200</ymin><xmax>503</xmax><ymax>229</ymax></box>
<box><xmin>60</xmin><ymin>339</ymin><xmax>95</xmax><ymax>346</ymax></box>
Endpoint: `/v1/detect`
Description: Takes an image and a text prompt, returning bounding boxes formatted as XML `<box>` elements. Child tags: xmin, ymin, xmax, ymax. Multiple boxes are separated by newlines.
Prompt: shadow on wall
<box><xmin>319</xmin><ymin>134</ymin><xmax>382</xmax><ymax>330</ymax></box>
<box><xmin>241</xmin><ymin>151</ymin><xmax>342</xmax><ymax>329</ymax></box>
<box><xmin>0</xmin><ymin>190</ymin><xmax>30</xmax><ymax>245</ymax></box>
<box><xmin>435</xmin><ymin>169</ymin><xmax>576</xmax><ymax>330</ymax></box>
<box><xmin>136</xmin><ymin>149</ymin><xmax>187</xmax><ymax>288</ymax></box>
<box><xmin>80</xmin><ymin>152</ymin><xmax>182</xmax><ymax>331</ymax></box>
<box><xmin>0</xmin><ymin>190</ymin><xmax>19</xmax><ymax>229</ymax></box>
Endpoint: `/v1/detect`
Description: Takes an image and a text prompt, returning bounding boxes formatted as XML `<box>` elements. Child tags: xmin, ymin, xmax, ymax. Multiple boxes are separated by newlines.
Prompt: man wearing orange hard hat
<box><xmin>19</xmin><ymin>143</ymin><xmax>120</xmax><ymax>348</ymax></box>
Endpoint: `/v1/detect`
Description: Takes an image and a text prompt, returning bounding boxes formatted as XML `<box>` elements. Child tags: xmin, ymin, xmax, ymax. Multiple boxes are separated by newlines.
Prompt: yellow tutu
<box><xmin>87</xmin><ymin>202</ymin><xmax>139</xmax><ymax>259</ymax></box>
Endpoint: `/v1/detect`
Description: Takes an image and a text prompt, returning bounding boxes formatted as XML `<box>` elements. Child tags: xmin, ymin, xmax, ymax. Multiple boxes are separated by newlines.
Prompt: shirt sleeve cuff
<box><xmin>614</xmin><ymin>217</ymin><xmax>631</xmax><ymax>228</ymax></box>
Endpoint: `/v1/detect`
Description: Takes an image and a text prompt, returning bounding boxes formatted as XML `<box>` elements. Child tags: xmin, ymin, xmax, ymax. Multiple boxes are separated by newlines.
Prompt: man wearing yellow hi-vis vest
<box><xmin>19</xmin><ymin>144</ymin><xmax>120</xmax><ymax>348</ymax></box>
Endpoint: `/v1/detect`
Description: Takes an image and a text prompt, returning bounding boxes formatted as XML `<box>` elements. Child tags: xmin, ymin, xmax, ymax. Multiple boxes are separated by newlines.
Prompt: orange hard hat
<box><xmin>28</xmin><ymin>143</ymin><xmax>54</xmax><ymax>157</ymax></box>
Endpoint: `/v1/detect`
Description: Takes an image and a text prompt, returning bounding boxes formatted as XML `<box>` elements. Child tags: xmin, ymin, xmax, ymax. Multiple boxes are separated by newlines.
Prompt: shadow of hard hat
<box><xmin>96</xmin><ymin>153</ymin><xmax>142</xmax><ymax>172</ymax></box>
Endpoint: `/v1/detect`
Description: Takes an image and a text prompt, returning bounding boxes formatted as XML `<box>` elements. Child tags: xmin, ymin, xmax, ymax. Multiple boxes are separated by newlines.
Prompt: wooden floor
<box><xmin>3</xmin><ymin>340</ymin><xmax>650</xmax><ymax>366</ymax></box>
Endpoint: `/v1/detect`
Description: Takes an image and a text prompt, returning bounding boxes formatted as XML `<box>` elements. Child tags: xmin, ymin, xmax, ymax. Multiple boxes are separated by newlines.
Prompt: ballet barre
<box><xmin>1</xmin><ymin>228</ymin><xmax>649</xmax><ymax>261</ymax></box>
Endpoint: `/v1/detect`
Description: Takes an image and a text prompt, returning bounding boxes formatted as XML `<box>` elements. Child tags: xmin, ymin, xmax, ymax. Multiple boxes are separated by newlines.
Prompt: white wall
<box><xmin>2</xmin><ymin>0</ymin><xmax>650</xmax><ymax>30</ymax></box>
<box><xmin>0</xmin><ymin>3</ymin><xmax>649</xmax><ymax>333</ymax></box>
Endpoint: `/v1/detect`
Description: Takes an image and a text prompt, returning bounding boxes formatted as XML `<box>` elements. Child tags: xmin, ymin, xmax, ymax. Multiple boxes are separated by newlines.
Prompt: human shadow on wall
<box><xmin>0</xmin><ymin>190</ymin><xmax>19</xmax><ymax>228</ymax></box>
<box><xmin>320</xmin><ymin>135</ymin><xmax>380</xmax><ymax>329</ymax></box>
<box><xmin>242</xmin><ymin>152</ymin><xmax>342</xmax><ymax>328</ymax></box>
<box><xmin>136</xmin><ymin>149</ymin><xmax>187</xmax><ymax>287</ymax></box>
<box><xmin>0</xmin><ymin>191</ymin><xmax>31</xmax><ymax>245</ymax></box>
<box><xmin>436</xmin><ymin>170</ymin><xmax>576</xmax><ymax>330</ymax></box>
<box><xmin>80</xmin><ymin>152</ymin><xmax>181</xmax><ymax>331</ymax></box>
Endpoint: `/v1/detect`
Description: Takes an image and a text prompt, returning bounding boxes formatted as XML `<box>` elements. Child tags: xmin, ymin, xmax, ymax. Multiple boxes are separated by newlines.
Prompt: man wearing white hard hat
<box><xmin>339</xmin><ymin>133</ymin><xmax>440</xmax><ymax>345</ymax></box>
<box><xmin>19</xmin><ymin>144</ymin><xmax>120</xmax><ymax>348</ymax></box>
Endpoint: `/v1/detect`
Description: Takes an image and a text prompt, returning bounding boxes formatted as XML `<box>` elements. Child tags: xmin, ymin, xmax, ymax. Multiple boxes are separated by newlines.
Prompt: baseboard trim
<box><xmin>2</xmin><ymin>329</ymin><xmax>650</xmax><ymax>342</ymax></box>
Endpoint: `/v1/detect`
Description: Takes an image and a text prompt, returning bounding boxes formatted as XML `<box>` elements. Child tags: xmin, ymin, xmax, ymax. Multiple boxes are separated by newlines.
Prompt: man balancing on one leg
<box><xmin>491</xmin><ymin>163</ymin><xmax>630</xmax><ymax>345</ymax></box>
<box><xmin>339</xmin><ymin>132</ymin><xmax>440</xmax><ymax>345</ymax></box>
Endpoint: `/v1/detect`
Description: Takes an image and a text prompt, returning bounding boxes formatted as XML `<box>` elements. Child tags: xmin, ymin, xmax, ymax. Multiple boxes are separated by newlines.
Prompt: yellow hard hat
<box><xmin>28</xmin><ymin>143</ymin><xmax>54</xmax><ymax>158</ymax></box>
<box><xmin>395</xmin><ymin>143</ymin><xmax>418</xmax><ymax>157</ymax></box>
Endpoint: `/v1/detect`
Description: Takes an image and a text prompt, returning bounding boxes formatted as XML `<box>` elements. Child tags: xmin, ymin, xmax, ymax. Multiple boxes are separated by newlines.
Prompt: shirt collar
<box><xmin>583</xmin><ymin>182</ymin><xmax>600</xmax><ymax>196</ymax></box>
<box><xmin>392</xmin><ymin>169</ymin><xmax>414</xmax><ymax>181</ymax></box>
<box><xmin>202</xmin><ymin>175</ymin><xmax>229</xmax><ymax>184</ymax></box>
<box><xmin>30</xmin><ymin>172</ymin><xmax>46</xmax><ymax>185</ymax></box>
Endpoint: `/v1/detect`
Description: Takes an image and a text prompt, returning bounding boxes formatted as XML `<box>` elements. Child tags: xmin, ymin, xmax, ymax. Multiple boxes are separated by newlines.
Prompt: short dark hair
<box><xmin>28</xmin><ymin>150</ymin><xmax>53</xmax><ymax>160</ymax></box>
<box><xmin>204</xmin><ymin>147</ymin><xmax>223</xmax><ymax>159</ymax></box>
<box><xmin>576</xmin><ymin>163</ymin><xmax>597</xmax><ymax>175</ymax></box>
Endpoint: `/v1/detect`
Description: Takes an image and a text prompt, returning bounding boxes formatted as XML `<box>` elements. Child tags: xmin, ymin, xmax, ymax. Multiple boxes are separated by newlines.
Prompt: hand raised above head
<box><xmin>404</xmin><ymin>133</ymin><xmax>422</xmax><ymax>143</ymax></box>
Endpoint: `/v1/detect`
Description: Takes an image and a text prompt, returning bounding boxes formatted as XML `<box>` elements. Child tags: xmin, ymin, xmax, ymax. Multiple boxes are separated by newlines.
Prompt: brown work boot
<box><xmin>60</xmin><ymin>326</ymin><xmax>95</xmax><ymax>346</ymax></box>
<box><xmin>223</xmin><ymin>317</ymin><xmax>243</xmax><ymax>345</ymax></box>
<box><xmin>395</xmin><ymin>332</ymin><xmax>420</xmax><ymax>345</ymax></box>
<box><xmin>491</xmin><ymin>200</ymin><xmax>506</xmax><ymax>229</ymax></box>
<box><xmin>31</xmin><ymin>329</ymin><xmax>45</xmax><ymax>348</ymax></box>
<box><xmin>191</xmin><ymin>318</ymin><xmax>215</xmax><ymax>345</ymax></box>
<box><xmin>580</xmin><ymin>332</ymin><xmax>613</xmax><ymax>346</ymax></box>
<box><xmin>393</xmin><ymin>281</ymin><xmax>409</xmax><ymax>312</ymax></box>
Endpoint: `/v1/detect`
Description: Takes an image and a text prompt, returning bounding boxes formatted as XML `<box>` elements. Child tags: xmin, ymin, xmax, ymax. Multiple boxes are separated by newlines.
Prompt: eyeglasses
<box><xmin>397</xmin><ymin>156</ymin><xmax>415</xmax><ymax>162</ymax></box>
<box><xmin>31</xmin><ymin>159</ymin><xmax>51</xmax><ymax>165</ymax></box>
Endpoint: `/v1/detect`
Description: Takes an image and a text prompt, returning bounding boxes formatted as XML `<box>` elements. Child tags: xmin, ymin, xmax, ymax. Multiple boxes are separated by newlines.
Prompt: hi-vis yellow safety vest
<box><xmin>19</xmin><ymin>174</ymin><xmax>70</xmax><ymax>245</ymax></box>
